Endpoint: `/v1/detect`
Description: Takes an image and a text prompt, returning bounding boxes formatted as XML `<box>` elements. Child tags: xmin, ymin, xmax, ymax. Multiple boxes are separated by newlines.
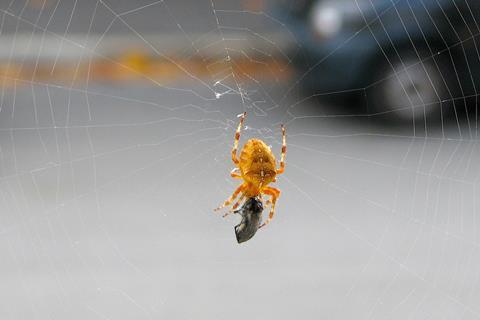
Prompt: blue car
<box><xmin>273</xmin><ymin>0</ymin><xmax>480</xmax><ymax>122</ymax></box>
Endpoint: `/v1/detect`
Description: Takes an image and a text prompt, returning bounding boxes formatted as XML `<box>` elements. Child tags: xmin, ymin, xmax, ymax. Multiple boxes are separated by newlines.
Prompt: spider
<box><xmin>214</xmin><ymin>112</ymin><xmax>286</xmax><ymax>228</ymax></box>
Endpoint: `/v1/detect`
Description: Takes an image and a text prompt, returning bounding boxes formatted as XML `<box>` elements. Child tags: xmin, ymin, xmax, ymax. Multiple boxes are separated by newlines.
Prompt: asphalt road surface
<box><xmin>0</xmin><ymin>0</ymin><xmax>293</xmax><ymax>62</ymax></box>
<box><xmin>1</xmin><ymin>80</ymin><xmax>480</xmax><ymax>319</ymax></box>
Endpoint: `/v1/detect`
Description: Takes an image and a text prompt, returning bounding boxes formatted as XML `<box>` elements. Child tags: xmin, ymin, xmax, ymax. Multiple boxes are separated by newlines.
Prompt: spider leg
<box><xmin>276</xmin><ymin>124</ymin><xmax>286</xmax><ymax>175</ymax></box>
<box><xmin>230</xmin><ymin>168</ymin><xmax>242</xmax><ymax>179</ymax></box>
<box><xmin>259</xmin><ymin>186</ymin><xmax>280</xmax><ymax>228</ymax></box>
<box><xmin>223</xmin><ymin>193</ymin><xmax>246</xmax><ymax>217</ymax></box>
<box><xmin>214</xmin><ymin>183</ymin><xmax>245</xmax><ymax>212</ymax></box>
<box><xmin>232</xmin><ymin>112</ymin><xmax>246</xmax><ymax>165</ymax></box>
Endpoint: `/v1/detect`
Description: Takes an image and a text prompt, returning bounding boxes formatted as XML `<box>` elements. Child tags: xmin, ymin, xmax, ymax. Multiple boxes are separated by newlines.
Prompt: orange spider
<box><xmin>214</xmin><ymin>112</ymin><xmax>286</xmax><ymax>228</ymax></box>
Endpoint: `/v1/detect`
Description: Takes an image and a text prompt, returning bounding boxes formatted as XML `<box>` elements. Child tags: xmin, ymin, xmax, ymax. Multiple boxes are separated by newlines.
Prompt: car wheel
<box><xmin>368</xmin><ymin>54</ymin><xmax>448</xmax><ymax>122</ymax></box>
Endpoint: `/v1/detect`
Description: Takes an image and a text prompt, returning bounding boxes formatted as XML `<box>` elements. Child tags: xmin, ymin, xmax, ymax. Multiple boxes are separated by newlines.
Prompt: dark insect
<box><xmin>234</xmin><ymin>197</ymin><xmax>264</xmax><ymax>243</ymax></box>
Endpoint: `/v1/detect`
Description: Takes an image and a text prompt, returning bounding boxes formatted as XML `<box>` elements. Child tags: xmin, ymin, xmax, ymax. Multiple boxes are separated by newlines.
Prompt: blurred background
<box><xmin>1</xmin><ymin>0</ymin><xmax>480</xmax><ymax>319</ymax></box>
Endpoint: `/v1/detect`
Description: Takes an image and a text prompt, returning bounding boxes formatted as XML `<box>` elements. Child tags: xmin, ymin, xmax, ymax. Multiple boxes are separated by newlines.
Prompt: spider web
<box><xmin>0</xmin><ymin>0</ymin><xmax>479</xmax><ymax>319</ymax></box>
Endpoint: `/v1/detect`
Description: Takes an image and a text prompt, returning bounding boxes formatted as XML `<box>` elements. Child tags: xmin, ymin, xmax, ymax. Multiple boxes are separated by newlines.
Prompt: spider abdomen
<box><xmin>239</xmin><ymin>139</ymin><xmax>276</xmax><ymax>189</ymax></box>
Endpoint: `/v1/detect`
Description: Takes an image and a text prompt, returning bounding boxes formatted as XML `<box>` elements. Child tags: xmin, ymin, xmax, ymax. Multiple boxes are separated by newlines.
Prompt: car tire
<box><xmin>368</xmin><ymin>53</ymin><xmax>450</xmax><ymax>123</ymax></box>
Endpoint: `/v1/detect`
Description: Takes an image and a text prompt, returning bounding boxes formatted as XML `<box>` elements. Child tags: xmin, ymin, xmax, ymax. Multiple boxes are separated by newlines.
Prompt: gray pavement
<box><xmin>0</xmin><ymin>80</ymin><xmax>480</xmax><ymax>319</ymax></box>
<box><xmin>0</xmin><ymin>0</ymin><xmax>268</xmax><ymax>35</ymax></box>
<box><xmin>0</xmin><ymin>0</ymin><xmax>293</xmax><ymax>60</ymax></box>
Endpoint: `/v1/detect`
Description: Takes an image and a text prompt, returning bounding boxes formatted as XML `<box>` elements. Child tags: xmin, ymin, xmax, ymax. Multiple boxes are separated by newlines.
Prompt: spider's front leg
<box><xmin>259</xmin><ymin>186</ymin><xmax>280</xmax><ymax>228</ymax></box>
<box><xmin>214</xmin><ymin>183</ymin><xmax>246</xmax><ymax>212</ymax></box>
<box><xmin>223</xmin><ymin>193</ymin><xmax>246</xmax><ymax>217</ymax></box>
